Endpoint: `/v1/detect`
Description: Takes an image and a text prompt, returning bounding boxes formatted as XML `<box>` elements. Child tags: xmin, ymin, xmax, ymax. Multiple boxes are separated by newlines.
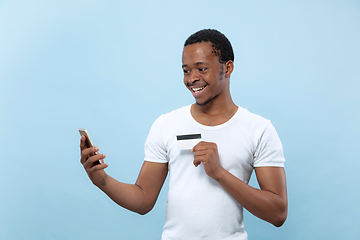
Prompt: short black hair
<box><xmin>184</xmin><ymin>29</ymin><xmax>234</xmax><ymax>64</ymax></box>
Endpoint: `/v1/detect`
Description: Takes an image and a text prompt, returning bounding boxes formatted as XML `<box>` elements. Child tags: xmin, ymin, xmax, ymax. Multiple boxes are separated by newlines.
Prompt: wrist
<box><xmin>213</xmin><ymin>167</ymin><xmax>226</xmax><ymax>182</ymax></box>
<box><xmin>92</xmin><ymin>171</ymin><xmax>108</xmax><ymax>188</ymax></box>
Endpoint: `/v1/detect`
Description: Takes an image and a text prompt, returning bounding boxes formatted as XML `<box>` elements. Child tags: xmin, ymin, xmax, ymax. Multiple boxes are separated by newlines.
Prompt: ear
<box><xmin>224</xmin><ymin>60</ymin><xmax>234</xmax><ymax>78</ymax></box>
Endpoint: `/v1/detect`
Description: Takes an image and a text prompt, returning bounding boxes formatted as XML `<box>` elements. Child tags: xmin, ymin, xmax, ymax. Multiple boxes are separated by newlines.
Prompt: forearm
<box><xmin>95</xmin><ymin>174</ymin><xmax>152</xmax><ymax>215</ymax></box>
<box><xmin>80</xmin><ymin>140</ymin><xmax>166</xmax><ymax>214</ymax></box>
<box><xmin>216</xmin><ymin>168</ymin><xmax>287</xmax><ymax>227</ymax></box>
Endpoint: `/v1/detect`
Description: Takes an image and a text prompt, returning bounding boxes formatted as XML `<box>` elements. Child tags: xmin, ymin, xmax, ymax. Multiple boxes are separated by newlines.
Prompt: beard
<box><xmin>196</xmin><ymin>95</ymin><xmax>216</xmax><ymax>106</ymax></box>
<box><xmin>195</xmin><ymin>75</ymin><xmax>223</xmax><ymax>106</ymax></box>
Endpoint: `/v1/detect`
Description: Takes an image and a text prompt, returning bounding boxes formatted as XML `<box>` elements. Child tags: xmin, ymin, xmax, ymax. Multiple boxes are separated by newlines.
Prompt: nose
<box><xmin>187</xmin><ymin>70</ymin><xmax>200</xmax><ymax>85</ymax></box>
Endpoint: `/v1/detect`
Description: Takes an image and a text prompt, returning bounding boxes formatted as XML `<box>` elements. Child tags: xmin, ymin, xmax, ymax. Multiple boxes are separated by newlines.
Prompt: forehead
<box><xmin>182</xmin><ymin>41</ymin><xmax>219</xmax><ymax>64</ymax></box>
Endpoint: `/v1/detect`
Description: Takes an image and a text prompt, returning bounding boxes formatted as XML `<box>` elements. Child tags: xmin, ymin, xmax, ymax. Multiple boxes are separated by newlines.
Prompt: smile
<box><xmin>191</xmin><ymin>85</ymin><xmax>207</xmax><ymax>93</ymax></box>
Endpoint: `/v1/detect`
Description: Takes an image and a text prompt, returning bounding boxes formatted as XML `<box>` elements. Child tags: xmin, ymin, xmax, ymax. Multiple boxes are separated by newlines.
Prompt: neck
<box><xmin>192</xmin><ymin>96</ymin><xmax>238</xmax><ymax>117</ymax></box>
<box><xmin>190</xmin><ymin>96</ymin><xmax>238</xmax><ymax>126</ymax></box>
<box><xmin>192</xmin><ymin>89</ymin><xmax>237</xmax><ymax>116</ymax></box>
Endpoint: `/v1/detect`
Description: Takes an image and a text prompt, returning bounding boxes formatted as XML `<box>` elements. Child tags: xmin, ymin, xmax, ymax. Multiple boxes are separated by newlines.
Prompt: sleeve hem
<box><xmin>253</xmin><ymin>162</ymin><xmax>284</xmax><ymax>168</ymax></box>
<box><xmin>144</xmin><ymin>158</ymin><xmax>168</xmax><ymax>164</ymax></box>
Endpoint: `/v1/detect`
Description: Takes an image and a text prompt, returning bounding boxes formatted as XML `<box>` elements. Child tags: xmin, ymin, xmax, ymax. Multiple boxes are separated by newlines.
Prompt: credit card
<box><xmin>176</xmin><ymin>133</ymin><xmax>202</xmax><ymax>150</ymax></box>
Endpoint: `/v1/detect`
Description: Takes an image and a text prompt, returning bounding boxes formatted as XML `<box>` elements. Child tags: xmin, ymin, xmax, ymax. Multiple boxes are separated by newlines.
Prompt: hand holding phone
<box><xmin>79</xmin><ymin>128</ymin><xmax>101</xmax><ymax>166</ymax></box>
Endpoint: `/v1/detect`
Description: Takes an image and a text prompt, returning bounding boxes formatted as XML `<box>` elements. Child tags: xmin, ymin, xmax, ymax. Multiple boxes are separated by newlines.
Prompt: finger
<box><xmin>82</xmin><ymin>146</ymin><xmax>99</xmax><ymax>158</ymax></box>
<box><xmin>80</xmin><ymin>146</ymin><xmax>100</xmax><ymax>164</ymax></box>
<box><xmin>84</xmin><ymin>153</ymin><xmax>106</xmax><ymax>169</ymax></box>
<box><xmin>191</xmin><ymin>141</ymin><xmax>203</xmax><ymax>152</ymax></box>
<box><xmin>80</xmin><ymin>135</ymin><xmax>86</xmax><ymax>150</ymax></box>
<box><xmin>192</xmin><ymin>141</ymin><xmax>213</xmax><ymax>152</ymax></box>
<box><xmin>192</xmin><ymin>144</ymin><xmax>208</xmax><ymax>167</ymax></box>
<box><xmin>193</xmin><ymin>149</ymin><xmax>208</xmax><ymax>156</ymax></box>
<box><xmin>193</xmin><ymin>151</ymin><xmax>207</xmax><ymax>166</ymax></box>
<box><xmin>193</xmin><ymin>159</ymin><xmax>202</xmax><ymax>167</ymax></box>
<box><xmin>194</xmin><ymin>153</ymin><xmax>206</xmax><ymax>160</ymax></box>
<box><xmin>193</xmin><ymin>151</ymin><xmax>209</xmax><ymax>165</ymax></box>
<box><xmin>85</xmin><ymin>153</ymin><xmax>106</xmax><ymax>168</ymax></box>
<box><xmin>87</xmin><ymin>162</ymin><xmax>109</xmax><ymax>173</ymax></box>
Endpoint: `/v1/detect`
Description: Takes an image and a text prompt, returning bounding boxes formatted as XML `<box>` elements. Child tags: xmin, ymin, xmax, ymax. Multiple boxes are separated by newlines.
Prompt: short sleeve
<box><xmin>253</xmin><ymin>122</ymin><xmax>285</xmax><ymax>167</ymax></box>
<box><xmin>144</xmin><ymin>115</ymin><xmax>168</xmax><ymax>163</ymax></box>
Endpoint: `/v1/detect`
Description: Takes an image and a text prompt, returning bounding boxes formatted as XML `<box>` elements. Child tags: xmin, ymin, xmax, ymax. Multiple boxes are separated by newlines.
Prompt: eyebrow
<box><xmin>182</xmin><ymin>61</ymin><xmax>208</xmax><ymax>68</ymax></box>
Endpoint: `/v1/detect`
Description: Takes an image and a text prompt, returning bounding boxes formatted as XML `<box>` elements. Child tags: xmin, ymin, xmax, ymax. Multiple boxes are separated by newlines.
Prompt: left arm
<box><xmin>192</xmin><ymin>142</ymin><xmax>288</xmax><ymax>227</ymax></box>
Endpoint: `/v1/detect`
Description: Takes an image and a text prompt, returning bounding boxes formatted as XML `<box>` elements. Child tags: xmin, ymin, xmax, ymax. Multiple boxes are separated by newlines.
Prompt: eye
<box><xmin>183</xmin><ymin>69</ymin><xmax>190</xmax><ymax>74</ymax></box>
<box><xmin>199</xmin><ymin>68</ymin><xmax>207</xmax><ymax>72</ymax></box>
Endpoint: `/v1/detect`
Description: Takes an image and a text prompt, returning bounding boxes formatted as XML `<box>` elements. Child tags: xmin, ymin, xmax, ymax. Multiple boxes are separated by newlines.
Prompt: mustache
<box><xmin>187</xmin><ymin>83</ymin><xmax>207</xmax><ymax>87</ymax></box>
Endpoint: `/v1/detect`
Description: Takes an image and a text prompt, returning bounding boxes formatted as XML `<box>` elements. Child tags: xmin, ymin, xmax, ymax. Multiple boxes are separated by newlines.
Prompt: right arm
<box><xmin>80</xmin><ymin>135</ymin><xmax>168</xmax><ymax>215</ymax></box>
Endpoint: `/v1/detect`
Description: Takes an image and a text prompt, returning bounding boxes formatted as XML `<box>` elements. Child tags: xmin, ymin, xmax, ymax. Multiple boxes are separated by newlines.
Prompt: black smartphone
<box><xmin>79</xmin><ymin>128</ymin><xmax>101</xmax><ymax>166</ymax></box>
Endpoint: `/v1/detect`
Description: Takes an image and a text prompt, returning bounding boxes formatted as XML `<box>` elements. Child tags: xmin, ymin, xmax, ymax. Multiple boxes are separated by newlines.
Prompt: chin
<box><xmin>195</xmin><ymin>96</ymin><xmax>214</xmax><ymax>106</ymax></box>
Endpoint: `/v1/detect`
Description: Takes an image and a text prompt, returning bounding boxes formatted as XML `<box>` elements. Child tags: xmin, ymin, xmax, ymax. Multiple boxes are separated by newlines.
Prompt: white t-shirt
<box><xmin>144</xmin><ymin>105</ymin><xmax>285</xmax><ymax>240</ymax></box>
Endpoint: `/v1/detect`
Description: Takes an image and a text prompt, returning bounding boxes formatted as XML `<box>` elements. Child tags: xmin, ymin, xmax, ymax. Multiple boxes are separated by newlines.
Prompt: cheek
<box><xmin>183</xmin><ymin>75</ymin><xmax>191</xmax><ymax>87</ymax></box>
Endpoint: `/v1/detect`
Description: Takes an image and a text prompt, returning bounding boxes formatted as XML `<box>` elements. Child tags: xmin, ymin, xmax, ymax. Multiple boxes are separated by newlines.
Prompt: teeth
<box><xmin>192</xmin><ymin>86</ymin><xmax>205</xmax><ymax>92</ymax></box>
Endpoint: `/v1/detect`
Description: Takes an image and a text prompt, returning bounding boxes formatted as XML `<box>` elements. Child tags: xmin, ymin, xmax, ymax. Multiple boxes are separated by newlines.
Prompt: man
<box><xmin>80</xmin><ymin>29</ymin><xmax>287</xmax><ymax>240</ymax></box>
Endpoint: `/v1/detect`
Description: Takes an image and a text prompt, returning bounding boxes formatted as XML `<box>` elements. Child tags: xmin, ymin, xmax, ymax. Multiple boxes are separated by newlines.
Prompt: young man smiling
<box><xmin>80</xmin><ymin>29</ymin><xmax>287</xmax><ymax>240</ymax></box>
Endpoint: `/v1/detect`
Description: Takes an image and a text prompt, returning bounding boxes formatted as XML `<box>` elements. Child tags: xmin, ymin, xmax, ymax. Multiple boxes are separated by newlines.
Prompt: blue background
<box><xmin>1</xmin><ymin>0</ymin><xmax>359</xmax><ymax>239</ymax></box>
